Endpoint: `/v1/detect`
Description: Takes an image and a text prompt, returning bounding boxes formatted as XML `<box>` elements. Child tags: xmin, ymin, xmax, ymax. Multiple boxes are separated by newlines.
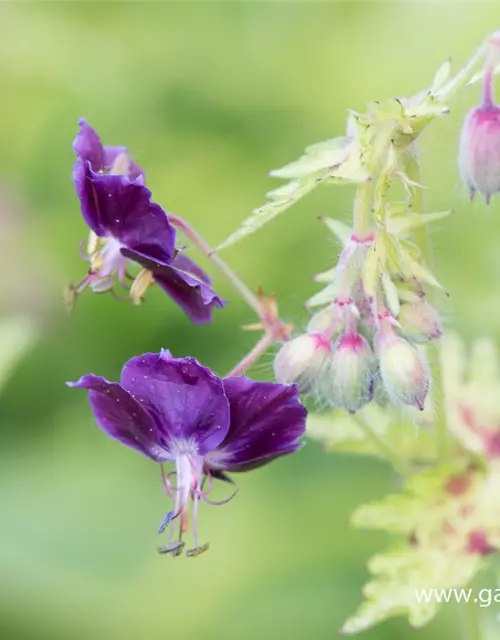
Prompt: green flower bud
<box><xmin>324</xmin><ymin>331</ymin><xmax>375</xmax><ymax>413</ymax></box>
<box><xmin>377</xmin><ymin>330</ymin><xmax>430</xmax><ymax>410</ymax></box>
<box><xmin>398</xmin><ymin>301</ymin><xmax>443</xmax><ymax>343</ymax></box>
<box><xmin>274</xmin><ymin>333</ymin><xmax>331</xmax><ymax>393</ymax></box>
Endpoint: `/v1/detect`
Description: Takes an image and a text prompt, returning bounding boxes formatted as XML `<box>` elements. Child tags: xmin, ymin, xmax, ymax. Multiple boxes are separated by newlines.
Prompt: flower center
<box><xmin>157</xmin><ymin>452</ymin><xmax>238</xmax><ymax>558</ymax></box>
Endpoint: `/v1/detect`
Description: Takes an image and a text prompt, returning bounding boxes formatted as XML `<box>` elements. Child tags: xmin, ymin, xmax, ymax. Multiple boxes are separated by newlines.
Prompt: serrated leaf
<box><xmin>319</xmin><ymin>217</ymin><xmax>352</xmax><ymax>245</ymax></box>
<box><xmin>341</xmin><ymin>547</ymin><xmax>482</xmax><ymax>634</ymax></box>
<box><xmin>342</xmin><ymin>463</ymin><xmax>500</xmax><ymax>633</ymax></box>
<box><xmin>270</xmin><ymin>136</ymin><xmax>350</xmax><ymax>179</ymax></box>
<box><xmin>216</xmin><ymin>170</ymin><xmax>325</xmax><ymax>251</ymax></box>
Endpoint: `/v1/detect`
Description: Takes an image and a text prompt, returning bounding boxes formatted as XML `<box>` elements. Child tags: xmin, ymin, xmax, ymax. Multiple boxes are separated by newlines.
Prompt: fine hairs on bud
<box><xmin>398</xmin><ymin>301</ymin><xmax>443</xmax><ymax>343</ymax></box>
<box><xmin>376</xmin><ymin>322</ymin><xmax>430</xmax><ymax>411</ymax></box>
<box><xmin>323</xmin><ymin>331</ymin><xmax>375</xmax><ymax>413</ymax></box>
<box><xmin>459</xmin><ymin>32</ymin><xmax>500</xmax><ymax>204</ymax></box>
<box><xmin>273</xmin><ymin>332</ymin><xmax>331</xmax><ymax>393</ymax></box>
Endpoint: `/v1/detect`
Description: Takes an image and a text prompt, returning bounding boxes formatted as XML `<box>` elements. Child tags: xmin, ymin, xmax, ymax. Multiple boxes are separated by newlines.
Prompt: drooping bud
<box><xmin>398</xmin><ymin>301</ymin><xmax>443</xmax><ymax>343</ymax></box>
<box><xmin>273</xmin><ymin>333</ymin><xmax>330</xmax><ymax>393</ymax></box>
<box><xmin>377</xmin><ymin>324</ymin><xmax>430</xmax><ymax>410</ymax></box>
<box><xmin>459</xmin><ymin>33</ymin><xmax>500</xmax><ymax>203</ymax></box>
<box><xmin>324</xmin><ymin>331</ymin><xmax>375</xmax><ymax>413</ymax></box>
<box><xmin>307</xmin><ymin>303</ymin><xmax>343</xmax><ymax>337</ymax></box>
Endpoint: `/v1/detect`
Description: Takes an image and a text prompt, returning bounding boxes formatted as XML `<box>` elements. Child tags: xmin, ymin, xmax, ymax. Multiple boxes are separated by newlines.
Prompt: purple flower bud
<box><xmin>324</xmin><ymin>331</ymin><xmax>375</xmax><ymax>413</ymax></box>
<box><xmin>459</xmin><ymin>34</ymin><xmax>500</xmax><ymax>203</ymax></box>
<box><xmin>377</xmin><ymin>323</ymin><xmax>430</xmax><ymax>410</ymax></box>
<box><xmin>274</xmin><ymin>333</ymin><xmax>331</xmax><ymax>393</ymax></box>
<box><xmin>398</xmin><ymin>301</ymin><xmax>443</xmax><ymax>343</ymax></box>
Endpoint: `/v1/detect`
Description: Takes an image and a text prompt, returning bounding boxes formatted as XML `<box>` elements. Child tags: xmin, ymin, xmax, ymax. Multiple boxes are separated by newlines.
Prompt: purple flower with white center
<box><xmin>68</xmin><ymin>350</ymin><xmax>307</xmax><ymax>556</ymax></box>
<box><xmin>68</xmin><ymin>120</ymin><xmax>224</xmax><ymax>323</ymax></box>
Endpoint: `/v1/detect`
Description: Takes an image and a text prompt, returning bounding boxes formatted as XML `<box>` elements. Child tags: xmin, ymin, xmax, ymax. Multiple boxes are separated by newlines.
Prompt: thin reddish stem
<box><xmin>225</xmin><ymin>331</ymin><xmax>275</xmax><ymax>377</ymax></box>
<box><xmin>168</xmin><ymin>214</ymin><xmax>262</xmax><ymax>316</ymax></box>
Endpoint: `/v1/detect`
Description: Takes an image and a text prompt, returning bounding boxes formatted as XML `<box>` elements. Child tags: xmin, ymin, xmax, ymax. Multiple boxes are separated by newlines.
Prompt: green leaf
<box><xmin>397</xmin><ymin>240</ymin><xmax>444</xmax><ymax>290</ymax></box>
<box><xmin>387</xmin><ymin>210</ymin><xmax>451</xmax><ymax>236</ymax></box>
<box><xmin>430</xmin><ymin>58</ymin><xmax>451</xmax><ymax>93</ymax></box>
<box><xmin>381</xmin><ymin>271</ymin><xmax>400</xmax><ymax>317</ymax></box>
<box><xmin>216</xmin><ymin>139</ymin><xmax>369</xmax><ymax>251</ymax></box>
<box><xmin>305</xmin><ymin>281</ymin><xmax>340</xmax><ymax>308</ymax></box>
<box><xmin>312</xmin><ymin>267</ymin><xmax>337</xmax><ymax>283</ymax></box>
<box><xmin>215</xmin><ymin>170</ymin><xmax>326</xmax><ymax>251</ymax></box>
<box><xmin>440</xmin><ymin>333</ymin><xmax>500</xmax><ymax>455</ymax></box>
<box><xmin>342</xmin><ymin>463</ymin><xmax>500</xmax><ymax>633</ymax></box>
<box><xmin>319</xmin><ymin>216</ymin><xmax>352</xmax><ymax>245</ymax></box>
<box><xmin>341</xmin><ymin>547</ymin><xmax>482</xmax><ymax>634</ymax></box>
<box><xmin>306</xmin><ymin>405</ymin><xmax>389</xmax><ymax>454</ymax></box>
<box><xmin>269</xmin><ymin>136</ymin><xmax>351</xmax><ymax>180</ymax></box>
<box><xmin>306</xmin><ymin>406</ymin><xmax>436</xmax><ymax>462</ymax></box>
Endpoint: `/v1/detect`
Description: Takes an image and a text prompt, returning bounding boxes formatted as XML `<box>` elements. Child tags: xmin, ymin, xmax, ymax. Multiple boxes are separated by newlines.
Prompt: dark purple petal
<box><xmin>104</xmin><ymin>146</ymin><xmax>144</xmax><ymax>182</ymax></box>
<box><xmin>119</xmin><ymin>352</ymin><xmax>230</xmax><ymax>454</ymax></box>
<box><xmin>73</xmin><ymin>119</ymin><xmax>105</xmax><ymax>172</ymax></box>
<box><xmin>74</xmin><ymin>163</ymin><xmax>175</xmax><ymax>264</ymax></box>
<box><xmin>67</xmin><ymin>374</ymin><xmax>170</xmax><ymax>461</ymax></box>
<box><xmin>73</xmin><ymin>119</ymin><xmax>144</xmax><ymax>180</ymax></box>
<box><xmin>72</xmin><ymin>160</ymin><xmax>106</xmax><ymax>235</ymax></box>
<box><xmin>121</xmin><ymin>250</ymin><xmax>225</xmax><ymax>324</ymax></box>
<box><xmin>207</xmin><ymin>377</ymin><xmax>307</xmax><ymax>472</ymax></box>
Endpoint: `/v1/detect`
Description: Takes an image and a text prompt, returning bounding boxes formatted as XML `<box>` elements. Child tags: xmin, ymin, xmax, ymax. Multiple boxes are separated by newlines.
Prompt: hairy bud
<box><xmin>324</xmin><ymin>331</ymin><xmax>375</xmax><ymax>413</ymax></box>
<box><xmin>307</xmin><ymin>303</ymin><xmax>343</xmax><ymax>337</ymax></box>
<box><xmin>274</xmin><ymin>333</ymin><xmax>330</xmax><ymax>393</ymax></box>
<box><xmin>459</xmin><ymin>34</ymin><xmax>500</xmax><ymax>203</ymax></box>
<box><xmin>398</xmin><ymin>301</ymin><xmax>443</xmax><ymax>343</ymax></box>
<box><xmin>377</xmin><ymin>328</ymin><xmax>430</xmax><ymax>410</ymax></box>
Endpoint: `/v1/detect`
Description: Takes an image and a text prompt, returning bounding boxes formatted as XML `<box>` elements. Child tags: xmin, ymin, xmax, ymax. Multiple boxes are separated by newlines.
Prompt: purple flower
<box><xmin>68</xmin><ymin>120</ymin><xmax>223</xmax><ymax>323</ymax></box>
<box><xmin>73</xmin><ymin>118</ymin><xmax>144</xmax><ymax>181</ymax></box>
<box><xmin>68</xmin><ymin>350</ymin><xmax>307</xmax><ymax>556</ymax></box>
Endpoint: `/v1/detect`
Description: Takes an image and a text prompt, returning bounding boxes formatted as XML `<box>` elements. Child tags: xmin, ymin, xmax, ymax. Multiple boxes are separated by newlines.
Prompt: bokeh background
<box><xmin>1</xmin><ymin>2</ymin><xmax>500</xmax><ymax>639</ymax></box>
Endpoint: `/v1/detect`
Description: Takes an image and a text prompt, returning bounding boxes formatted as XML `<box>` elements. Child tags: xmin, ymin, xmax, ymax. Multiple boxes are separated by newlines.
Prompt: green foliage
<box><xmin>216</xmin><ymin>33</ymin><xmax>494</xmax><ymax>252</ymax></box>
<box><xmin>341</xmin><ymin>464</ymin><xmax>495</xmax><ymax>633</ymax></box>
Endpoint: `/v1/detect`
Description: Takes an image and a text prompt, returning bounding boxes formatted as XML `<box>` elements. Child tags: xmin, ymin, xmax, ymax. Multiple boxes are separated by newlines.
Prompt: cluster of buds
<box><xmin>274</xmin><ymin>234</ymin><xmax>442</xmax><ymax>413</ymax></box>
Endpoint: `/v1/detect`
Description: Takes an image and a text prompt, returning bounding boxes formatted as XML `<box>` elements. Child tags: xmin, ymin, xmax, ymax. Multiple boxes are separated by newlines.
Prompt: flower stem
<box><xmin>168</xmin><ymin>214</ymin><xmax>262</xmax><ymax>316</ymax></box>
<box><xmin>353</xmin><ymin>181</ymin><xmax>373</xmax><ymax>239</ymax></box>
<box><xmin>225</xmin><ymin>332</ymin><xmax>275</xmax><ymax>377</ymax></box>
<box><xmin>354</xmin><ymin>415</ymin><xmax>411</xmax><ymax>477</ymax></box>
<box><xmin>402</xmin><ymin>152</ymin><xmax>451</xmax><ymax>466</ymax></box>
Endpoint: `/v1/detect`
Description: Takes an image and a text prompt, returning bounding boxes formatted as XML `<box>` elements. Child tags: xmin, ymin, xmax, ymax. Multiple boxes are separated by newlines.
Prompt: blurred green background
<box><xmin>1</xmin><ymin>2</ymin><xmax>500</xmax><ymax>639</ymax></box>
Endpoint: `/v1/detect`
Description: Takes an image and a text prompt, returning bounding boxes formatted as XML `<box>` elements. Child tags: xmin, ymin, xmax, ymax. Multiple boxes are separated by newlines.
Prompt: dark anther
<box><xmin>185</xmin><ymin>543</ymin><xmax>210</xmax><ymax>558</ymax></box>
<box><xmin>157</xmin><ymin>541</ymin><xmax>185</xmax><ymax>556</ymax></box>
